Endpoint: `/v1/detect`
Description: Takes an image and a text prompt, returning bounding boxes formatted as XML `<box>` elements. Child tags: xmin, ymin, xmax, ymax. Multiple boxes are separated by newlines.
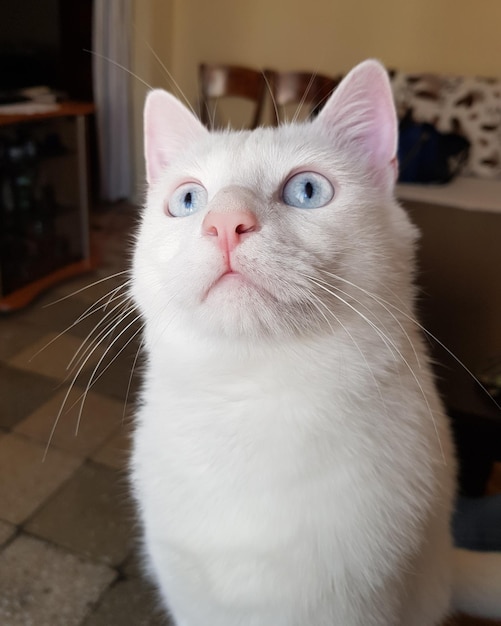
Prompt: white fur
<box><xmin>130</xmin><ymin>60</ymin><xmax>500</xmax><ymax>625</ymax></box>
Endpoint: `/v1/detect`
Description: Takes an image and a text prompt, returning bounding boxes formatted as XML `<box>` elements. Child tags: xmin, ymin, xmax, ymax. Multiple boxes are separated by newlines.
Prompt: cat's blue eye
<box><xmin>282</xmin><ymin>172</ymin><xmax>334</xmax><ymax>209</ymax></box>
<box><xmin>169</xmin><ymin>183</ymin><xmax>208</xmax><ymax>217</ymax></box>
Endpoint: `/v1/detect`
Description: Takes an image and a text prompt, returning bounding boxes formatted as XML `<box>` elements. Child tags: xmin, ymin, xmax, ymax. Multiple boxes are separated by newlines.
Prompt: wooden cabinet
<box><xmin>0</xmin><ymin>102</ymin><xmax>95</xmax><ymax>312</ymax></box>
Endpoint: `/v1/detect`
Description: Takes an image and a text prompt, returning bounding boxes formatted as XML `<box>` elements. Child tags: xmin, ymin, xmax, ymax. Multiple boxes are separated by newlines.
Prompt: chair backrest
<box><xmin>198</xmin><ymin>63</ymin><xmax>267</xmax><ymax>129</ymax></box>
<box><xmin>264</xmin><ymin>70</ymin><xmax>341</xmax><ymax>124</ymax></box>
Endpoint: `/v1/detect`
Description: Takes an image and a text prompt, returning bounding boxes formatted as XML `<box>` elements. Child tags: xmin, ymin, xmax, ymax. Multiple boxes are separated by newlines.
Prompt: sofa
<box><xmin>390</xmin><ymin>69</ymin><xmax>501</xmax><ymax>211</ymax></box>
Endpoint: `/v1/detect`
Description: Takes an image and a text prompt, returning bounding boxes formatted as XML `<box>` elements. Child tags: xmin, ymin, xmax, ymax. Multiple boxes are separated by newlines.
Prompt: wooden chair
<box><xmin>264</xmin><ymin>70</ymin><xmax>341</xmax><ymax>125</ymax></box>
<box><xmin>198</xmin><ymin>63</ymin><xmax>267</xmax><ymax>129</ymax></box>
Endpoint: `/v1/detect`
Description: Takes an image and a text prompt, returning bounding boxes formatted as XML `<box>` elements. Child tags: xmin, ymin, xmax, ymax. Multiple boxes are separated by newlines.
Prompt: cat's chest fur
<box><xmin>132</xmin><ymin>332</ymin><xmax>450</xmax><ymax>625</ymax></box>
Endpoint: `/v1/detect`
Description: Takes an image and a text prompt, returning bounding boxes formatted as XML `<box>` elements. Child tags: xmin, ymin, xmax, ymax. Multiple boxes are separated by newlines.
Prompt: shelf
<box><xmin>0</xmin><ymin>101</ymin><xmax>95</xmax><ymax>127</ymax></box>
<box><xmin>0</xmin><ymin>101</ymin><xmax>95</xmax><ymax>310</ymax></box>
<box><xmin>0</xmin><ymin>256</ymin><xmax>97</xmax><ymax>312</ymax></box>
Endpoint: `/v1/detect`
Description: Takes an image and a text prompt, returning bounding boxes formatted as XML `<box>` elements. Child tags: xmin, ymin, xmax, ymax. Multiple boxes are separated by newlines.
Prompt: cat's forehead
<box><xmin>170</xmin><ymin>124</ymin><xmax>339</xmax><ymax>190</ymax></box>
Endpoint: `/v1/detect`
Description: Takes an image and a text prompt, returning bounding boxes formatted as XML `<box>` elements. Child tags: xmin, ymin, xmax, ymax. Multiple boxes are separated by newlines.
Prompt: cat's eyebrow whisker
<box><xmin>137</xmin><ymin>36</ymin><xmax>198</xmax><ymax>119</ymax></box>
<box><xmin>84</xmin><ymin>48</ymin><xmax>153</xmax><ymax>92</ymax></box>
<box><xmin>314</xmin><ymin>87</ymin><xmax>338</xmax><ymax>117</ymax></box>
<box><xmin>262</xmin><ymin>71</ymin><xmax>279</xmax><ymax>128</ymax></box>
<box><xmin>43</xmin><ymin>270</ymin><xmax>129</xmax><ymax>307</ymax></box>
<box><xmin>292</xmin><ymin>73</ymin><xmax>317</xmax><ymax>125</ymax></box>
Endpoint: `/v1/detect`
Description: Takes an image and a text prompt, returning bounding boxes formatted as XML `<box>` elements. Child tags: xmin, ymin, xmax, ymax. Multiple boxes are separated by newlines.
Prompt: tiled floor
<box><xmin>0</xmin><ymin>203</ymin><xmax>170</xmax><ymax>625</ymax></box>
<box><xmin>0</xmin><ymin>202</ymin><xmax>499</xmax><ymax>625</ymax></box>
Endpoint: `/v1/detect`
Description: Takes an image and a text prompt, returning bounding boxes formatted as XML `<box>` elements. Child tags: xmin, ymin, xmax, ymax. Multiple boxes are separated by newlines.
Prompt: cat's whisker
<box><xmin>302</xmin><ymin>290</ymin><xmax>336</xmax><ymax>334</ymax></box>
<box><xmin>304</xmin><ymin>285</ymin><xmax>389</xmax><ymax>415</ymax></box>
<box><xmin>63</xmin><ymin>307</ymin><xmax>140</xmax><ymax>415</ymax></box>
<box><xmin>42</xmin><ymin>311</ymin><xmax>130</xmax><ymax>460</ymax></box>
<box><xmin>43</xmin><ymin>270</ymin><xmax>129</xmax><ymax>307</ymax></box>
<box><xmin>100</xmin><ymin>280</ymin><xmax>132</xmax><ymax>313</ymax></box>
<box><xmin>65</xmin><ymin>299</ymin><xmax>135</xmax><ymax>378</ymax></box>
<box><xmin>320</xmin><ymin>269</ymin><xmax>501</xmax><ymax>413</ymax></box>
<box><xmin>74</xmin><ymin>319</ymin><xmax>144</xmax><ymax>436</ymax></box>
<box><xmin>123</xmin><ymin>336</ymin><xmax>145</xmax><ymax>424</ymax></box>
<box><xmin>312</xmin><ymin>275</ymin><xmax>400</xmax><ymax>348</ymax></box>
<box><xmin>43</xmin><ymin>356</ymin><xmax>92</xmax><ymax>460</ymax></box>
<box><xmin>69</xmin><ymin>282</ymin><xmax>132</xmax><ymax>337</ymax></box>
<box><xmin>44</xmin><ymin>306</ymin><xmax>140</xmax><ymax>459</ymax></box>
<box><xmin>304</xmin><ymin>273</ymin><xmax>445</xmax><ymax>461</ymax></box>
<box><xmin>320</xmin><ymin>268</ymin><xmax>415</xmax><ymax>319</ymax></box>
<box><xmin>64</xmin><ymin>291</ymin><xmax>133</xmax><ymax>368</ymax></box>
<box><xmin>315</xmin><ymin>270</ymin><xmax>421</xmax><ymax>368</ymax></box>
<box><xmin>305</xmin><ymin>274</ymin><xmax>400</xmax><ymax>360</ymax></box>
<box><xmin>28</xmin><ymin>281</ymin><xmax>130</xmax><ymax>364</ymax></box>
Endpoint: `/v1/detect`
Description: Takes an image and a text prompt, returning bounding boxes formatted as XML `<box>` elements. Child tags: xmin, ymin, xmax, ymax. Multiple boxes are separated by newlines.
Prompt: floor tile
<box><xmin>8</xmin><ymin>331</ymin><xmax>106</xmax><ymax>382</ymax></box>
<box><xmin>13</xmin><ymin>290</ymin><xmax>112</xmax><ymax>339</ymax></box>
<box><xmin>15</xmin><ymin>386</ymin><xmax>125</xmax><ymax>458</ymax></box>
<box><xmin>0</xmin><ymin>318</ymin><xmax>46</xmax><ymax>360</ymax></box>
<box><xmin>0</xmin><ymin>520</ymin><xmax>16</xmax><ymax>547</ymax></box>
<box><xmin>26</xmin><ymin>461</ymin><xmax>134</xmax><ymax>566</ymax></box>
<box><xmin>0</xmin><ymin>533</ymin><xmax>116</xmax><ymax>626</ymax></box>
<box><xmin>81</xmin><ymin>577</ymin><xmax>171</xmax><ymax>626</ymax></box>
<box><xmin>0</xmin><ymin>433</ymin><xmax>82</xmax><ymax>524</ymax></box>
<box><xmin>0</xmin><ymin>363</ymin><xmax>58</xmax><ymax>430</ymax></box>
<box><xmin>91</xmin><ymin>419</ymin><xmax>134</xmax><ymax>470</ymax></box>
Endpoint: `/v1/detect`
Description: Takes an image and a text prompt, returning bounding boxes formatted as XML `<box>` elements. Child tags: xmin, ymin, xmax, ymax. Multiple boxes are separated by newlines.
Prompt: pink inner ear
<box><xmin>315</xmin><ymin>60</ymin><xmax>398</xmax><ymax>171</ymax></box>
<box><xmin>144</xmin><ymin>90</ymin><xmax>208</xmax><ymax>185</ymax></box>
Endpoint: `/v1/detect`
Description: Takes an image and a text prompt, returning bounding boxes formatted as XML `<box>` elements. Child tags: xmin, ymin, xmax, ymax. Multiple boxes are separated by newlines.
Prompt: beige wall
<box><xmin>131</xmin><ymin>0</ymin><xmax>501</xmax><ymax>196</ymax></box>
<box><xmin>131</xmin><ymin>0</ymin><xmax>174</xmax><ymax>201</ymax></box>
<box><xmin>170</xmin><ymin>0</ymin><xmax>501</xmax><ymax>102</ymax></box>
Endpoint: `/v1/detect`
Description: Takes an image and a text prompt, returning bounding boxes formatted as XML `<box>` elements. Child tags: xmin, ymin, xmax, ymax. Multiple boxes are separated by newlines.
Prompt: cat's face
<box><xmin>132</xmin><ymin>60</ymin><xmax>416</xmax><ymax>344</ymax></box>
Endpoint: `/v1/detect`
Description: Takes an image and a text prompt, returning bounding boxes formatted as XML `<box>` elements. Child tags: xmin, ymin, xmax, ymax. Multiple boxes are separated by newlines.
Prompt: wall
<box><xmin>131</xmin><ymin>0</ymin><xmax>501</xmax><ymax>194</ymax></box>
<box><xmin>169</xmin><ymin>0</ymin><xmax>501</xmax><ymax>104</ymax></box>
<box><xmin>131</xmin><ymin>0</ymin><xmax>174</xmax><ymax>202</ymax></box>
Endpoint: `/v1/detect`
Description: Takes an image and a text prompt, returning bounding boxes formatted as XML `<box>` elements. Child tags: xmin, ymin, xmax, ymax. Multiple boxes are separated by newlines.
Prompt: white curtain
<box><xmin>92</xmin><ymin>0</ymin><xmax>132</xmax><ymax>201</ymax></box>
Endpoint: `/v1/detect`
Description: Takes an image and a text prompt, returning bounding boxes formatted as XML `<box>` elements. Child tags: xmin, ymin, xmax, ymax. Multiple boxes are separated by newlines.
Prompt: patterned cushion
<box><xmin>390</xmin><ymin>71</ymin><xmax>501</xmax><ymax>179</ymax></box>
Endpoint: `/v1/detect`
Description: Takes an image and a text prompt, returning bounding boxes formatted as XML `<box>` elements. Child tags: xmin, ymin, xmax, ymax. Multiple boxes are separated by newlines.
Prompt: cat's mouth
<box><xmin>206</xmin><ymin>270</ymin><xmax>248</xmax><ymax>293</ymax></box>
<box><xmin>202</xmin><ymin>269</ymin><xmax>265</xmax><ymax>302</ymax></box>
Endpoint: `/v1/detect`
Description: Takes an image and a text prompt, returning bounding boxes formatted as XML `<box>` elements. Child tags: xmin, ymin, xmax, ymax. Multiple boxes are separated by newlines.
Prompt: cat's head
<box><xmin>133</xmin><ymin>60</ymin><xmax>417</xmax><ymax>345</ymax></box>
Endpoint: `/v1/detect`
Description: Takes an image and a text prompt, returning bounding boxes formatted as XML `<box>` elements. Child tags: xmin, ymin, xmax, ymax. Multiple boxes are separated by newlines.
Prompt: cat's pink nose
<box><xmin>202</xmin><ymin>209</ymin><xmax>259</xmax><ymax>255</ymax></box>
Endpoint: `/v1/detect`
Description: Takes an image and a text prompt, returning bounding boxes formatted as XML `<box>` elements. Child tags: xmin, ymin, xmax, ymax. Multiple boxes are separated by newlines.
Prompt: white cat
<box><xmin>130</xmin><ymin>60</ymin><xmax>501</xmax><ymax>625</ymax></box>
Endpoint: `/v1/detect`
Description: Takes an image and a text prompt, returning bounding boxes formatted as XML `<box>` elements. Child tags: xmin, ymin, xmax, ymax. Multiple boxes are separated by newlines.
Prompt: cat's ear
<box><xmin>144</xmin><ymin>89</ymin><xmax>209</xmax><ymax>184</ymax></box>
<box><xmin>315</xmin><ymin>60</ymin><xmax>398</xmax><ymax>181</ymax></box>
